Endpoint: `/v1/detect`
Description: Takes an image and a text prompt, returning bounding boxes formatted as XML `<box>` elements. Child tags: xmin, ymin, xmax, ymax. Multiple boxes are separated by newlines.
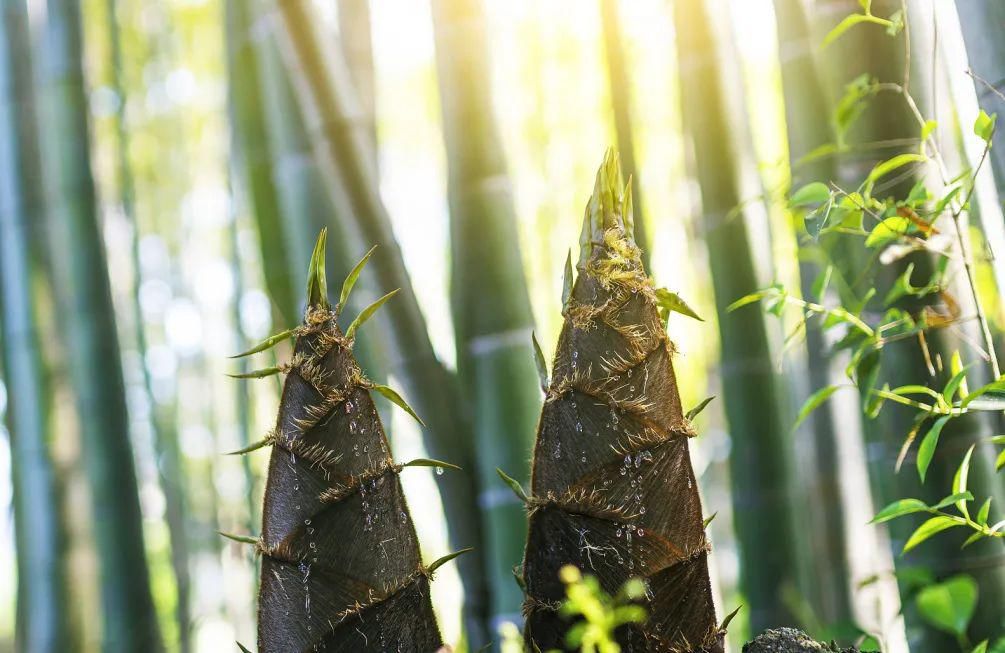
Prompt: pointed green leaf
<box><xmin>794</xmin><ymin>385</ymin><xmax>840</xmax><ymax>429</ymax></box>
<box><xmin>562</xmin><ymin>250</ymin><xmax>573</xmax><ymax>307</ymax></box>
<box><xmin>370</xmin><ymin>383</ymin><xmax>425</xmax><ymax>427</ymax></box>
<box><xmin>531</xmin><ymin>331</ymin><xmax>549</xmax><ymax>393</ymax></box>
<box><xmin>870</xmin><ymin>498</ymin><xmax>928</xmax><ymax>524</ymax></box>
<box><xmin>496</xmin><ymin>468</ymin><xmax>529</xmax><ymax>504</ymax></box>
<box><xmin>219</xmin><ymin>531</ymin><xmax>259</xmax><ymax>545</ymax></box>
<box><xmin>237</xmin><ymin>642</ymin><xmax>254</xmax><ymax>653</ymax></box>
<box><xmin>790</xmin><ymin>182</ymin><xmax>831</xmax><ymax>207</ymax></box>
<box><xmin>953</xmin><ymin>445</ymin><xmax>976</xmax><ymax>518</ymax></box>
<box><xmin>903</xmin><ymin>516</ymin><xmax>960</xmax><ymax>553</ymax></box>
<box><xmin>655</xmin><ymin>288</ymin><xmax>703</xmax><ymax>321</ymax></box>
<box><xmin>915</xmin><ymin>574</ymin><xmax>977</xmax><ymax>637</ymax></box>
<box><xmin>976</xmin><ymin>498</ymin><xmax>991</xmax><ymax>526</ymax></box>
<box><xmin>686</xmin><ymin>396</ymin><xmax>715</xmax><ymax>422</ymax></box>
<box><xmin>997</xmin><ymin>449</ymin><xmax>1005</xmax><ymax>472</ymax></box>
<box><xmin>943</xmin><ymin>361</ymin><xmax>973</xmax><ymax>403</ymax></box>
<box><xmin>512</xmin><ymin>565</ymin><xmax>526</xmax><ymax>592</ymax></box>
<box><xmin>865</xmin><ymin>216</ymin><xmax>912</xmax><ymax>248</ymax></box>
<box><xmin>719</xmin><ymin>605</ymin><xmax>742</xmax><ymax>631</ymax></box>
<box><xmin>345</xmin><ymin>289</ymin><xmax>399</xmax><ymax>341</ymax></box>
<box><xmin>402</xmin><ymin>458</ymin><xmax>461</xmax><ymax>472</ymax></box>
<box><xmin>306</xmin><ymin>228</ymin><xmax>329</xmax><ymax>309</ymax></box>
<box><xmin>974</xmin><ymin>110</ymin><xmax>997</xmax><ymax>143</ymax></box>
<box><xmin>227</xmin><ymin>366</ymin><xmax>282</xmax><ymax>379</ymax></box>
<box><xmin>226</xmin><ymin>437</ymin><xmax>272</xmax><ymax>455</ymax></box>
<box><xmin>727</xmin><ymin>290</ymin><xmax>768</xmax><ymax>312</ymax></box>
<box><xmin>929</xmin><ymin>492</ymin><xmax>973</xmax><ymax>511</ymax></box>
<box><xmin>962</xmin><ymin>531</ymin><xmax>985</xmax><ymax>549</ymax></box>
<box><xmin>339</xmin><ymin>245</ymin><xmax>378</xmax><ymax>311</ymax></box>
<box><xmin>921</xmin><ymin>119</ymin><xmax>938</xmax><ymax>141</ymax></box>
<box><xmin>866</xmin><ymin>153</ymin><xmax>927</xmax><ymax>187</ymax></box>
<box><xmin>917</xmin><ymin>416</ymin><xmax>951</xmax><ymax>483</ymax></box>
<box><xmin>229</xmin><ymin>328</ymin><xmax>296</xmax><ymax>358</ymax></box>
<box><xmin>703</xmin><ymin>512</ymin><xmax>718</xmax><ymax>529</ymax></box>
<box><xmin>969</xmin><ymin>640</ymin><xmax>988</xmax><ymax>653</ymax></box>
<box><xmin>426</xmin><ymin>547</ymin><xmax>473</xmax><ymax>574</ymax></box>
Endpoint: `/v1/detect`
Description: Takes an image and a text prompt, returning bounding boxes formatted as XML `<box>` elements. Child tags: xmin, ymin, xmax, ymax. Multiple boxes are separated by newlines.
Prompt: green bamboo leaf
<box><xmin>929</xmin><ymin>492</ymin><xmax>974</xmax><ymax>511</ymax></box>
<box><xmin>402</xmin><ymin>458</ymin><xmax>461</xmax><ymax>472</ymax></box>
<box><xmin>719</xmin><ymin>605</ymin><xmax>742</xmax><ymax>631</ymax></box>
<box><xmin>794</xmin><ymin>385</ymin><xmax>840</xmax><ymax>429</ymax></box>
<box><xmin>655</xmin><ymin>288</ymin><xmax>703</xmax><ymax>321</ymax></box>
<box><xmin>976</xmin><ymin>498</ymin><xmax>991</xmax><ymax>526</ymax></box>
<box><xmin>726</xmin><ymin>290</ymin><xmax>768</xmax><ymax>312</ymax></box>
<box><xmin>229</xmin><ymin>328</ymin><xmax>296</xmax><ymax>358</ymax></box>
<box><xmin>562</xmin><ymin>249</ymin><xmax>573</xmax><ymax>307</ymax></box>
<box><xmin>870</xmin><ymin>498</ymin><xmax>928</xmax><ymax>524</ymax></box>
<box><xmin>426</xmin><ymin>547</ymin><xmax>474</xmax><ymax>574</ymax></box>
<box><xmin>226</xmin><ymin>437</ymin><xmax>272</xmax><ymax>455</ymax></box>
<box><xmin>953</xmin><ymin>445</ymin><xmax>976</xmax><ymax>518</ymax></box>
<box><xmin>237</xmin><ymin>642</ymin><xmax>254</xmax><ymax>653</ymax></box>
<box><xmin>370</xmin><ymin>383</ymin><xmax>425</xmax><ymax>427</ymax></box>
<box><xmin>962</xmin><ymin>531</ymin><xmax>985</xmax><ymax>549</ymax></box>
<box><xmin>339</xmin><ymin>244</ymin><xmax>378</xmax><ymax>311</ymax></box>
<box><xmin>902</xmin><ymin>516</ymin><xmax>961</xmax><ymax>553</ymax></box>
<box><xmin>305</xmin><ymin>227</ymin><xmax>329</xmax><ymax>309</ymax></box>
<box><xmin>969</xmin><ymin>640</ymin><xmax>988</xmax><ymax>653</ymax></box>
<box><xmin>703</xmin><ymin>512</ymin><xmax>717</xmax><ymax>529</ymax></box>
<box><xmin>997</xmin><ymin>449</ymin><xmax>1005</xmax><ymax>472</ymax></box>
<box><xmin>345</xmin><ymin>289</ymin><xmax>399</xmax><ymax>341</ymax></box>
<box><xmin>866</xmin><ymin>153</ymin><xmax>927</xmax><ymax>186</ymax></box>
<box><xmin>917</xmin><ymin>415</ymin><xmax>951</xmax><ymax>483</ymax></box>
<box><xmin>686</xmin><ymin>396</ymin><xmax>715</xmax><ymax>422</ymax></box>
<box><xmin>226</xmin><ymin>366</ymin><xmax>282</xmax><ymax>379</ymax></box>
<box><xmin>865</xmin><ymin>216</ymin><xmax>912</xmax><ymax>248</ymax></box>
<box><xmin>531</xmin><ymin>331</ymin><xmax>549</xmax><ymax>393</ymax></box>
<box><xmin>960</xmin><ymin>377</ymin><xmax>1005</xmax><ymax>408</ymax></box>
<box><xmin>496</xmin><ymin>468</ymin><xmax>529</xmax><ymax>504</ymax></box>
<box><xmin>915</xmin><ymin>575</ymin><xmax>977</xmax><ymax>636</ymax></box>
<box><xmin>974</xmin><ymin>110</ymin><xmax>997</xmax><ymax>143</ymax></box>
<box><xmin>790</xmin><ymin>182</ymin><xmax>831</xmax><ymax>207</ymax></box>
<box><xmin>943</xmin><ymin>361</ymin><xmax>973</xmax><ymax>403</ymax></box>
<box><xmin>219</xmin><ymin>531</ymin><xmax>259</xmax><ymax>545</ymax></box>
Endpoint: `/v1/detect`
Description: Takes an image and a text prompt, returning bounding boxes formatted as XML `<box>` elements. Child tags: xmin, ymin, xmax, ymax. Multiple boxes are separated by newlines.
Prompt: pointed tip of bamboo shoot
<box><xmin>579</xmin><ymin>149</ymin><xmax>635</xmax><ymax>266</ymax></box>
<box><xmin>306</xmin><ymin>228</ymin><xmax>330</xmax><ymax>310</ymax></box>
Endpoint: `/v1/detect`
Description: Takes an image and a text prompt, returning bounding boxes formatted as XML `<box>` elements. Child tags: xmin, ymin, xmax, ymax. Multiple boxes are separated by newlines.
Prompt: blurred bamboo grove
<box><xmin>0</xmin><ymin>0</ymin><xmax>1004</xmax><ymax>651</ymax></box>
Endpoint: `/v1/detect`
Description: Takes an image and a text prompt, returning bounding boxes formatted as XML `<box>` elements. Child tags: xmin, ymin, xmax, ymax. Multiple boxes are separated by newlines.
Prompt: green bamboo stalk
<box><xmin>104</xmin><ymin>1</ymin><xmax>192</xmax><ymax>648</ymax></box>
<box><xmin>35</xmin><ymin>0</ymin><xmax>161</xmax><ymax>649</ymax></box>
<box><xmin>0</xmin><ymin>1</ymin><xmax>70</xmax><ymax>648</ymax></box>
<box><xmin>772</xmin><ymin>0</ymin><xmax>857</xmax><ymax>628</ymax></box>
<box><xmin>337</xmin><ymin>0</ymin><xmax>377</xmax><ymax>164</ymax></box>
<box><xmin>428</xmin><ymin>0</ymin><xmax>543</xmax><ymax>632</ymax></box>
<box><xmin>268</xmin><ymin>0</ymin><xmax>492</xmax><ymax>643</ymax></box>
<box><xmin>672</xmin><ymin>0</ymin><xmax>801</xmax><ymax>632</ymax></box>
<box><xmin>226</xmin><ymin>0</ymin><xmax>298</xmax><ymax>325</ymax></box>
<box><xmin>599</xmin><ymin>0</ymin><xmax>650</xmax><ymax>270</ymax></box>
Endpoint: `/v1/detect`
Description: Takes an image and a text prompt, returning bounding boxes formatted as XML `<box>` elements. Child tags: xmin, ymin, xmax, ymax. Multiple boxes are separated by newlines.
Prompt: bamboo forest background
<box><xmin>1</xmin><ymin>0</ymin><xmax>1004</xmax><ymax>651</ymax></box>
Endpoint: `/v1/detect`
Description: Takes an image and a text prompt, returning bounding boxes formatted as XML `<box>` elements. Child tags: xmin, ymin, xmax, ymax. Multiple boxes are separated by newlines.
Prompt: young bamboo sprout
<box><xmin>518</xmin><ymin>152</ymin><xmax>724</xmax><ymax>652</ymax></box>
<box><xmin>234</xmin><ymin>230</ymin><xmax>461</xmax><ymax>651</ymax></box>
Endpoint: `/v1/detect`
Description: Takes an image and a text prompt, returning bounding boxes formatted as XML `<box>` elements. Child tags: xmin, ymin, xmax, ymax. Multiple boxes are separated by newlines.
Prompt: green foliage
<box><xmin>557</xmin><ymin>566</ymin><xmax>648</xmax><ymax>653</ymax></box>
<box><xmin>915</xmin><ymin>575</ymin><xmax>978</xmax><ymax>639</ymax></box>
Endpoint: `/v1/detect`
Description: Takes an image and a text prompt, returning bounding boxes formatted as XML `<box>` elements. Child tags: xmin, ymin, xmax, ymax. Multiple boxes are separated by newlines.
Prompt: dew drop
<box><xmin>435</xmin><ymin>467</ymin><xmax>444</xmax><ymax>476</ymax></box>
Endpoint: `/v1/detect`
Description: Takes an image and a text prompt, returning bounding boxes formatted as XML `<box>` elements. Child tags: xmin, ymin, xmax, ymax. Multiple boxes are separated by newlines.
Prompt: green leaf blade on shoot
<box><xmin>969</xmin><ymin>641</ymin><xmax>988</xmax><ymax>653</ymax></box>
<box><xmin>870</xmin><ymin>498</ymin><xmax>929</xmax><ymax>524</ymax></box>
<box><xmin>345</xmin><ymin>288</ymin><xmax>399</xmax><ymax>342</ymax></box>
<box><xmin>226</xmin><ymin>366</ymin><xmax>282</xmax><ymax>379</ymax></box>
<box><xmin>305</xmin><ymin>227</ymin><xmax>329</xmax><ymax>310</ymax></box>
<box><xmin>903</xmin><ymin>516</ymin><xmax>961</xmax><ymax>554</ymax></box>
<box><xmin>997</xmin><ymin>449</ymin><xmax>1005</xmax><ymax>473</ymax></box>
<box><xmin>794</xmin><ymin>385</ymin><xmax>840</xmax><ymax>430</ymax></box>
<box><xmin>719</xmin><ymin>605</ymin><xmax>742</xmax><ymax>632</ymax></box>
<box><xmin>496</xmin><ymin>468</ymin><xmax>529</xmax><ymax>504</ymax></box>
<box><xmin>703</xmin><ymin>512</ymin><xmax>717</xmax><ymax>529</ymax></box>
<box><xmin>917</xmin><ymin>415</ymin><xmax>951</xmax><ymax>483</ymax></box>
<box><xmin>686</xmin><ymin>396</ymin><xmax>715</xmax><ymax>422</ymax></box>
<box><xmin>866</xmin><ymin>153</ymin><xmax>927</xmax><ymax>188</ymax></box>
<box><xmin>929</xmin><ymin>492</ymin><xmax>974</xmax><ymax>511</ymax></box>
<box><xmin>402</xmin><ymin>458</ymin><xmax>462</xmax><ymax>472</ymax></box>
<box><xmin>226</xmin><ymin>437</ymin><xmax>272</xmax><ymax>456</ymax></box>
<box><xmin>339</xmin><ymin>244</ymin><xmax>378</xmax><ymax>312</ymax></box>
<box><xmin>962</xmin><ymin>531</ymin><xmax>985</xmax><ymax>549</ymax></box>
<box><xmin>229</xmin><ymin>328</ymin><xmax>296</xmax><ymax>358</ymax></box>
<box><xmin>219</xmin><ymin>531</ymin><xmax>259</xmax><ymax>546</ymax></box>
<box><xmin>562</xmin><ymin>249</ymin><xmax>573</xmax><ymax>308</ymax></box>
<box><xmin>976</xmin><ymin>498</ymin><xmax>991</xmax><ymax>526</ymax></box>
<box><xmin>726</xmin><ymin>290</ymin><xmax>768</xmax><ymax>313</ymax></box>
<box><xmin>370</xmin><ymin>383</ymin><xmax>425</xmax><ymax>427</ymax></box>
<box><xmin>532</xmin><ymin>331</ymin><xmax>549</xmax><ymax>394</ymax></box>
<box><xmin>237</xmin><ymin>642</ymin><xmax>253</xmax><ymax>653</ymax></box>
<box><xmin>655</xmin><ymin>288</ymin><xmax>703</xmax><ymax>321</ymax></box>
<box><xmin>426</xmin><ymin>547</ymin><xmax>474</xmax><ymax>575</ymax></box>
